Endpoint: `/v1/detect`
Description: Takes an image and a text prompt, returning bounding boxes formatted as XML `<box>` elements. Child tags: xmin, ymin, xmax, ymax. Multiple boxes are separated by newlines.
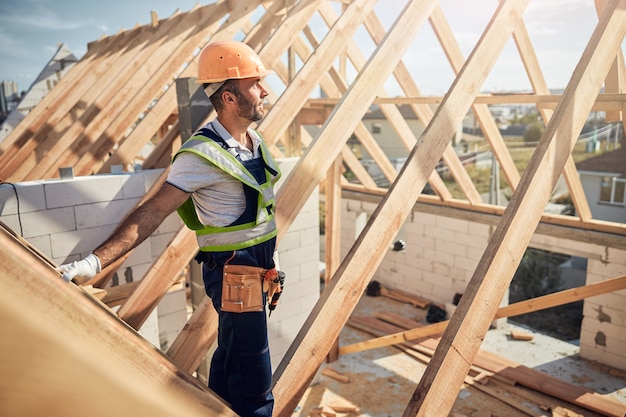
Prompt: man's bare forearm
<box><xmin>92</xmin><ymin>203</ymin><xmax>163</xmax><ymax>269</ymax></box>
<box><xmin>91</xmin><ymin>182</ymin><xmax>191</xmax><ymax>269</ymax></box>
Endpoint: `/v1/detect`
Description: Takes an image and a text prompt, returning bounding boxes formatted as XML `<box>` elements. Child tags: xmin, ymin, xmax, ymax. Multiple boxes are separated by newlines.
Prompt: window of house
<box><xmin>371</xmin><ymin>123</ymin><xmax>381</xmax><ymax>134</ymax></box>
<box><xmin>599</xmin><ymin>176</ymin><xmax>625</xmax><ymax>205</ymax></box>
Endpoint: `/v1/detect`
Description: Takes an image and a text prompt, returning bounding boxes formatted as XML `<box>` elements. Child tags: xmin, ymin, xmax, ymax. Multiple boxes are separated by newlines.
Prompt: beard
<box><xmin>234</xmin><ymin>89</ymin><xmax>265</xmax><ymax>122</ymax></box>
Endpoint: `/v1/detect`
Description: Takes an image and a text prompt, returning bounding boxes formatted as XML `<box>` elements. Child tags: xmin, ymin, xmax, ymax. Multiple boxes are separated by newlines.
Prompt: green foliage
<box><xmin>523</xmin><ymin>121</ymin><xmax>544</xmax><ymax>144</ymax></box>
<box><xmin>510</xmin><ymin>248</ymin><xmax>564</xmax><ymax>303</ymax></box>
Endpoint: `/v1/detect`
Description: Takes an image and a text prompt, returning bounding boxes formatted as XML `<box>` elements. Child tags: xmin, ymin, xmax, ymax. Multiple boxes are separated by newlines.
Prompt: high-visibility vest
<box><xmin>173</xmin><ymin>128</ymin><xmax>281</xmax><ymax>252</ymax></box>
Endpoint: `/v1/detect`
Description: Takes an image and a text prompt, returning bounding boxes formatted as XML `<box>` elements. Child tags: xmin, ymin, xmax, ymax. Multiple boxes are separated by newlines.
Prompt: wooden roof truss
<box><xmin>1</xmin><ymin>0</ymin><xmax>625</xmax><ymax>416</ymax></box>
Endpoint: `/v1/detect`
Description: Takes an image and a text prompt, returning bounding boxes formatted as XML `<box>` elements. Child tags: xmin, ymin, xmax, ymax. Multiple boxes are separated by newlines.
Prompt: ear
<box><xmin>222</xmin><ymin>91</ymin><xmax>236</xmax><ymax>105</ymax></box>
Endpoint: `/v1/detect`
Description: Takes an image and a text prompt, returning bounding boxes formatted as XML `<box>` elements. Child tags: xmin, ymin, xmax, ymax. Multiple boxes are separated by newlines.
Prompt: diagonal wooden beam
<box><xmin>98</xmin><ymin>0</ymin><xmax>291</xmax><ymax>174</ymax></box>
<box><xmin>161</xmin><ymin>1</ymin><xmax>330</xmax><ymax>372</ymax></box>
<box><xmin>406</xmin><ymin>1</ymin><xmax>626</xmax><ymax>415</ymax></box>
<box><xmin>59</xmin><ymin>2</ymin><xmax>235</xmax><ymax>179</ymax></box>
<box><xmin>428</xmin><ymin>5</ymin><xmax>521</xmax><ymax>193</ymax></box>
<box><xmin>313</xmin><ymin>4</ymin><xmax>453</xmax><ymax>199</ymax></box>
<box><xmin>509</xmin><ymin>7</ymin><xmax>594</xmax><ymax>223</ymax></box>
<box><xmin>0</xmin><ymin>29</ymin><xmax>135</xmax><ymax>181</ymax></box>
<box><xmin>339</xmin><ymin>274</ymin><xmax>626</xmax><ymax>355</ymax></box>
<box><xmin>596</xmin><ymin>0</ymin><xmax>626</xmax><ymax>124</ymax></box>
<box><xmin>167</xmin><ymin>297</ymin><xmax>219</xmax><ymax>373</ymax></box>
<box><xmin>116</xmin><ymin>226</ymin><xmax>196</xmax><ymax>330</ymax></box>
<box><xmin>270</xmin><ymin>1</ymin><xmax>439</xmax><ymax>415</ymax></box>
<box><xmin>0</xmin><ymin>225</ymin><xmax>237</xmax><ymax>417</ymax></box>
<box><xmin>257</xmin><ymin>0</ymin><xmax>380</xmax><ymax>143</ymax></box>
<box><xmin>17</xmin><ymin>9</ymin><xmax>195</xmax><ymax>181</ymax></box>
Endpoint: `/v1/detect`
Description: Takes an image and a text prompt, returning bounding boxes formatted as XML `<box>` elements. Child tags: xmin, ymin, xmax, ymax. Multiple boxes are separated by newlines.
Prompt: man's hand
<box><xmin>56</xmin><ymin>253</ymin><xmax>102</xmax><ymax>282</ymax></box>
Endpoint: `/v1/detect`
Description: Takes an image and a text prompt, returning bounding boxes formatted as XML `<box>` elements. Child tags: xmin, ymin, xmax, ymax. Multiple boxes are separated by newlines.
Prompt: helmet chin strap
<box><xmin>204</xmin><ymin>81</ymin><xmax>226</xmax><ymax>98</ymax></box>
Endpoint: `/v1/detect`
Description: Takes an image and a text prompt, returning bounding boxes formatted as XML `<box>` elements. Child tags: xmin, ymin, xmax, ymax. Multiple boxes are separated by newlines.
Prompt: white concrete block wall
<box><xmin>340</xmin><ymin>195</ymin><xmax>626</xmax><ymax>370</ymax></box>
<box><xmin>1</xmin><ymin>159</ymin><xmax>322</xmax><ymax>375</ymax></box>
<box><xmin>268</xmin><ymin>158</ymin><xmax>320</xmax><ymax>371</ymax></box>
<box><xmin>340</xmin><ymin>201</ymin><xmax>488</xmax><ymax>306</ymax></box>
<box><xmin>157</xmin><ymin>288</ymin><xmax>189</xmax><ymax>351</ymax></box>
<box><xmin>580</xmin><ymin>247</ymin><xmax>626</xmax><ymax>370</ymax></box>
<box><xmin>0</xmin><ymin>169</ymin><xmax>185</xmax><ymax>350</ymax></box>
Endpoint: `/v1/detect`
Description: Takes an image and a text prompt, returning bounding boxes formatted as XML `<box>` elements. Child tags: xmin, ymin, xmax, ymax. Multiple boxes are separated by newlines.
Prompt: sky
<box><xmin>0</xmin><ymin>0</ymin><xmax>621</xmax><ymax>97</ymax></box>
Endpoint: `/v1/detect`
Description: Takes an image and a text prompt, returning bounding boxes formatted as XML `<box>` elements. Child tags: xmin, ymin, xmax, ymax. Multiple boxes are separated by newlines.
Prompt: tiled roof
<box><xmin>575</xmin><ymin>145</ymin><xmax>626</xmax><ymax>177</ymax></box>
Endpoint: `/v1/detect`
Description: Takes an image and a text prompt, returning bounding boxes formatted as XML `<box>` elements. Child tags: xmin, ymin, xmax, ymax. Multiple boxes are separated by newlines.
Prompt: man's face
<box><xmin>232</xmin><ymin>77</ymin><xmax>268</xmax><ymax>122</ymax></box>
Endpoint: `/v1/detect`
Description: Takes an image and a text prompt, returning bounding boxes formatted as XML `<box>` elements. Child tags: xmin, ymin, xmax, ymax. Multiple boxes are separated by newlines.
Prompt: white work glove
<box><xmin>56</xmin><ymin>253</ymin><xmax>102</xmax><ymax>283</ymax></box>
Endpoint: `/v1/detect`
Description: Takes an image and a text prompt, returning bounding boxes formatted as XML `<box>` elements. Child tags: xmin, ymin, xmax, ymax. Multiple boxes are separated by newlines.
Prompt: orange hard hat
<box><xmin>196</xmin><ymin>40</ymin><xmax>273</xmax><ymax>84</ymax></box>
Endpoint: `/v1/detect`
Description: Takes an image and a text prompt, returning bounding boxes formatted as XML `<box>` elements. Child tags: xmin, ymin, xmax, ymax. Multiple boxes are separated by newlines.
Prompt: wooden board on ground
<box><xmin>379</xmin><ymin>286</ymin><xmax>432</xmax><ymax>308</ymax></box>
<box><xmin>348</xmin><ymin>312</ymin><xmax>626</xmax><ymax>417</ymax></box>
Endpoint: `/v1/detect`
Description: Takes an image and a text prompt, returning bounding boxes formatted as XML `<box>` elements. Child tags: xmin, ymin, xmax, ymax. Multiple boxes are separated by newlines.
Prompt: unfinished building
<box><xmin>1</xmin><ymin>1</ymin><xmax>625</xmax><ymax>416</ymax></box>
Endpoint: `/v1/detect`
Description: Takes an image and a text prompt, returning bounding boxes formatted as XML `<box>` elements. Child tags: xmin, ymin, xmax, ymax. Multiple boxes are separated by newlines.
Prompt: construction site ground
<box><xmin>291</xmin><ymin>293</ymin><xmax>626</xmax><ymax>417</ymax></box>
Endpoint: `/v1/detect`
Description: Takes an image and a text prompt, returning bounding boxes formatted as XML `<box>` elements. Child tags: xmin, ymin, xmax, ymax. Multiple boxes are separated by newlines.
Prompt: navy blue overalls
<box><xmin>194</xmin><ymin>129</ymin><xmax>276</xmax><ymax>417</ymax></box>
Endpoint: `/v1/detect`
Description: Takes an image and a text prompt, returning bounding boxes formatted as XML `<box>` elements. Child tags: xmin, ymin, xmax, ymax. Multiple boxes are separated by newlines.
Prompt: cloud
<box><xmin>0</xmin><ymin>1</ymin><xmax>88</xmax><ymax>31</ymax></box>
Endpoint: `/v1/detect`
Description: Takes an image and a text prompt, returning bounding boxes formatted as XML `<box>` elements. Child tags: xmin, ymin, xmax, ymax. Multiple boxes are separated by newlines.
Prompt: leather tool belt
<box><xmin>222</xmin><ymin>264</ymin><xmax>265</xmax><ymax>313</ymax></box>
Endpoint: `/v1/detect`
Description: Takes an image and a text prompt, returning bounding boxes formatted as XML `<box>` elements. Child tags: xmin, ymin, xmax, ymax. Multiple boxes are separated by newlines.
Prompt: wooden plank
<box><xmin>51</xmin><ymin>3</ymin><xmax>229</xmax><ymax>179</ymax></box>
<box><xmin>408</xmin><ymin>2</ymin><xmax>626</xmax><ymax>416</ymax></box>
<box><xmin>307</xmin><ymin>93</ymin><xmax>626</xmax><ymax>107</ymax></box>
<box><xmin>463</xmin><ymin>375</ymin><xmax>547</xmax><ymax>417</ymax></box>
<box><xmin>11</xmin><ymin>23</ymin><xmax>157</xmax><ymax>181</ymax></box>
<box><xmin>341</xmin><ymin>183</ymin><xmax>626</xmax><ymax>239</ymax></box>
<box><xmin>258</xmin><ymin>0</ymin><xmax>380</xmax><ymax>144</ymax></box>
<box><xmin>510</xmin><ymin>329</ymin><xmax>534</xmax><ymax>341</ymax></box>
<box><xmin>339</xmin><ymin>274</ymin><xmax>626</xmax><ymax>355</ymax></box>
<box><xmin>0</xmin><ymin>30</ymin><xmax>134</xmax><ymax>181</ymax></box>
<box><xmin>596</xmin><ymin>0</ymin><xmax>626</xmax><ymax>123</ymax></box>
<box><xmin>101</xmin><ymin>281</ymin><xmax>141</xmax><ymax>307</ymax></box>
<box><xmin>325</xmin><ymin>156</ymin><xmax>342</xmax><ymax>363</ymax></box>
<box><xmin>380</xmin><ymin>287</ymin><xmax>432</xmax><ymax>309</ymax></box>
<box><xmin>511</xmin><ymin>13</ymin><xmax>594</xmax><ymax>223</ymax></box>
<box><xmin>0</xmin><ymin>225</ymin><xmax>237</xmax><ymax>416</ymax></box>
<box><xmin>475</xmin><ymin>350</ymin><xmax>626</xmax><ymax>417</ymax></box>
<box><xmin>351</xmin><ymin>312</ymin><xmax>626</xmax><ymax>417</ymax></box>
<box><xmin>167</xmin><ymin>297</ymin><xmax>219</xmax><ymax>373</ymax></box>
<box><xmin>326</xmin><ymin>5</ymin><xmax>470</xmax><ymax>201</ymax></box>
<box><xmin>0</xmin><ymin>33</ymin><xmax>114</xmax><ymax>166</ymax></box>
<box><xmin>428</xmin><ymin>5</ymin><xmax>521</xmax><ymax>192</ymax></box>
<box><xmin>322</xmin><ymin>367</ymin><xmax>350</xmax><ymax>383</ymax></box>
<box><xmin>271</xmin><ymin>5</ymin><xmax>441</xmax><ymax>414</ymax></box>
<box><xmin>117</xmin><ymin>226</ymin><xmax>196</xmax><ymax>330</ymax></box>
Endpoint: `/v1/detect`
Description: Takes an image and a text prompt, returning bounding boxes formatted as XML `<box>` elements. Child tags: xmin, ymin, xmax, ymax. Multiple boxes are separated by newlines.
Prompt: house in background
<box><xmin>576</xmin><ymin>138</ymin><xmax>626</xmax><ymax>223</ymax></box>
<box><xmin>0</xmin><ymin>43</ymin><xmax>77</xmax><ymax>143</ymax></box>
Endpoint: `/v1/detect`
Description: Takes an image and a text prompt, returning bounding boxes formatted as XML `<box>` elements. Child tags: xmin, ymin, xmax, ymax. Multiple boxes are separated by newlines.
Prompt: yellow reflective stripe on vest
<box><xmin>172</xmin><ymin>131</ymin><xmax>280</xmax><ymax>250</ymax></box>
<box><xmin>196</xmin><ymin>218</ymin><xmax>278</xmax><ymax>252</ymax></box>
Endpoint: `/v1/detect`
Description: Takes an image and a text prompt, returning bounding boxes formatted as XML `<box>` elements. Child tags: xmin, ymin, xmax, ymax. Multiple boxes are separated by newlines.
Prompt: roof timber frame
<box><xmin>406</xmin><ymin>3</ymin><xmax>626</xmax><ymax>415</ymax></box>
<box><xmin>1</xmin><ymin>1</ymin><xmax>626</xmax><ymax>417</ymax></box>
<box><xmin>273</xmin><ymin>1</ymin><xmax>529</xmax><ymax>413</ymax></box>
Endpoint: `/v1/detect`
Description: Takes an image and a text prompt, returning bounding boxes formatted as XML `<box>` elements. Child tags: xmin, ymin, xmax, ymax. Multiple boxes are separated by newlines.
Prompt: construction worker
<box><xmin>58</xmin><ymin>40</ymin><xmax>281</xmax><ymax>417</ymax></box>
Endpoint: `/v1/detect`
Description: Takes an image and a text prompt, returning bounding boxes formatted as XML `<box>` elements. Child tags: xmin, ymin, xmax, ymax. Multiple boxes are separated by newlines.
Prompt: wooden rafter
<box><xmin>0</xmin><ymin>2</ymin><xmax>625</xmax><ymax>416</ymax></box>
<box><xmin>271</xmin><ymin>1</ymin><xmax>440</xmax><ymax>414</ymax></box>
<box><xmin>408</xmin><ymin>1</ymin><xmax>626</xmax><ymax>415</ymax></box>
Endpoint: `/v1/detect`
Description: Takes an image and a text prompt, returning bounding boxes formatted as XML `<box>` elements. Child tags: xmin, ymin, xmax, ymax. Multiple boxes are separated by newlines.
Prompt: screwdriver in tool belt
<box><xmin>267</xmin><ymin>270</ymin><xmax>285</xmax><ymax>317</ymax></box>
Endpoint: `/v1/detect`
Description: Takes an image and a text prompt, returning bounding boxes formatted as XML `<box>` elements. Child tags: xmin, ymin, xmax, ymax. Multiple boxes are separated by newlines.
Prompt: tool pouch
<box><xmin>222</xmin><ymin>264</ymin><xmax>265</xmax><ymax>313</ymax></box>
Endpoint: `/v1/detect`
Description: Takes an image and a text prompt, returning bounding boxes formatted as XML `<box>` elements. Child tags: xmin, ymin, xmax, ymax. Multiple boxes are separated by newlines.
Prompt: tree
<box><xmin>523</xmin><ymin>121</ymin><xmax>544</xmax><ymax>144</ymax></box>
<box><xmin>510</xmin><ymin>248</ymin><xmax>563</xmax><ymax>303</ymax></box>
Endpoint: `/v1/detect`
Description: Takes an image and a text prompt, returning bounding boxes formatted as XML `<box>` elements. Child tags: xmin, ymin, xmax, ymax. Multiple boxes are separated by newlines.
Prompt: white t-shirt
<box><xmin>166</xmin><ymin>119</ymin><xmax>262</xmax><ymax>227</ymax></box>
